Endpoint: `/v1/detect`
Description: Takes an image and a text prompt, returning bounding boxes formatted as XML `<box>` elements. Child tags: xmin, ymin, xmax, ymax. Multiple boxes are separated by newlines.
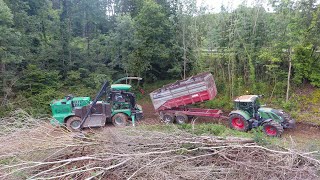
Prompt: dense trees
<box><xmin>1</xmin><ymin>0</ymin><xmax>320</xmax><ymax>114</ymax></box>
<box><xmin>198</xmin><ymin>0</ymin><xmax>320</xmax><ymax>99</ymax></box>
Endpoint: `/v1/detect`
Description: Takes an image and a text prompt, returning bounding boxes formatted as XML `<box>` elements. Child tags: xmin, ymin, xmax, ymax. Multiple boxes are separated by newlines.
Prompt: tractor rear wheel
<box><xmin>263</xmin><ymin>121</ymin><xmax>284</xmax><ymax>137</ymax></box>
<box><xmin>175</xmin><ymin>113</ymin><xmax>188</xmax><ymax>124</ymax></box>
<box><xmin>66</xmin><ymin>116</ymin><xmax>82</xmax><ymax>132</ymax></box>
<box><xmin>163</xmin><ymin>113</ymin><xmax>174</xmax><ymax>124</ymax></box>
<box><xmin>112</xmin><ymin>113</ymin><xmax>129</xmax><ymax>127</ymax></box>
<box><xmin>229</xmin><ymin>114</ymin><xmax>250</xmax><ymax>131</ymax></box>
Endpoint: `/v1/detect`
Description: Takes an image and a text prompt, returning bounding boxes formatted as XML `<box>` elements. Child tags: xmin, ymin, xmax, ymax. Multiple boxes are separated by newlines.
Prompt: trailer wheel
<box><xmin>112</xmin><ymin>113</ymin><xmax>128</xmax><ymax>127</ymax></box>
<box><xmin>66</xmin><ymin>116</ymin><xmax>82</xmax><ymax>132</ymax></box>
<box><xmin>163</xmin><ymin>114</ymin><xmax>174</xmax><ymax>124</ymax></box>
<box><xmin>175</xmin><ymin>114</ymin><xmax>188</xmax><ymax>124</ymax></box>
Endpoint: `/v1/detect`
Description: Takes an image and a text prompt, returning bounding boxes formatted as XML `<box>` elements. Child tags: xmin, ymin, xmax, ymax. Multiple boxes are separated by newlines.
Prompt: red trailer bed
<box><xmin>150</xmin><ymin>72</ymin><xmax>217</xmax><ymax>111</ymax></box>
<box><xmin>150</xmin><ymin>73</ymin><xmax>222</xmax><ymax>123</ymax></box>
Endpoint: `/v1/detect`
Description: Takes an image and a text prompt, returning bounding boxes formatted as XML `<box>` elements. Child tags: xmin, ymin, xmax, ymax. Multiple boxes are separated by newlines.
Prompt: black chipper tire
<box><xmin>263</xmin><ymin>121</ymin><xmax>284</xmax><ymax>137</ymax></box>
<box><xmin>112</xmin><ymin>113</ymin><xmax>129</xmax><ymax>127</ymax></box>
<box><xmin>66</xmin><ymin>116</ymin><xmax>82</xmax><ymax>132</ymax></box>
<box><xmin>229</xmin><ymin>114</ymin><xmax>250</xmax><ymax>132</ymax></box>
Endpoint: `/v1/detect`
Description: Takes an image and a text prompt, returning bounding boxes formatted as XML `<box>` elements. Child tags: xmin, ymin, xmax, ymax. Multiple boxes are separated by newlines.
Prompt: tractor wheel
<box><xmin>175</xmin><ymin>113</ymin><xmax>188</xmax><ymax>124</ymax></box>
<box><xmin>66</xmin><ymin>116</ymin><xmax>82</xmax><ymax>132</ymax></box>
<box><xmin>112</xmin><ymin>113</ymin><xmax>129</xmax><ymax>127</ymax></box>
<box><xmin>163</xmin><ymin>113</ymin><xmax>174</xmax><ymax>124</ymax></box>
<box><xmin>263</xmin><ymin>121</ymin><xmax>284</xmax><ymax>137</ymax></box>
<box><xmin>229</xmin><ymin>114</ymin><xmax>250</xmax><ymax>131</ymax></box>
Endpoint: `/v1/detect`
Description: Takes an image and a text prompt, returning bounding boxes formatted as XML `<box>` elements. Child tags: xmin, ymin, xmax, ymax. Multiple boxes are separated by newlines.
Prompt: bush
<box><xmin>281</xmin><ymin>100</ymin><xmax>297</xmax><ymax>111</ymax></box>
<box><xmin>252</xmin><ymin>127</ymin><xmax>270</xmax><ymax>146</ymax></box>
<box><xmin>205</xmin><ymin>95</ymin><xmax>233</xmax><ymax>110</ymax></box>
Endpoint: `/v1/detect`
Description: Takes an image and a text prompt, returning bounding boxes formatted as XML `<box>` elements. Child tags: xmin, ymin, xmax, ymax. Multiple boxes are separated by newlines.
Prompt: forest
<box><xmin>1</xmin><ymin>0</ymin><xmax>320</xmax><ymax>115</ymax></box>
<box><xmin>2</xmin><ymin>0</ymin><xmax>320</xmax><ymax>179</ymax></box>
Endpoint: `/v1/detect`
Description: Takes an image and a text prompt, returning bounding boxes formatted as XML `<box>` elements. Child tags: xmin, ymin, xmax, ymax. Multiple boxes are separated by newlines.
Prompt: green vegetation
<box><xmin>293</xmin><ymin>89</ymin><xmax>320</xmax><ymax>125</ymax></box>
<box><xmin>139</xmin><ymin>123</ymin><xmax>280</xmax><ymax>145</ymax></box>
<box><xmin>0</xmin><ymin>0</ymin><xmax>320</xmax><ymax>121</ymax></box>
<box><xmin>178</xmin><ymin>123</ymin><xmax>251</xmax><ymax>137</ymax></box>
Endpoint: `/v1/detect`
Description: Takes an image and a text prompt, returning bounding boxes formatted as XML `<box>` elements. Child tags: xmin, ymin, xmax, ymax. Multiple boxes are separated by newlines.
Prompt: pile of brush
<box><xmin>0</xmin><ymin>112</ymin><xmax>319</xmax><ymax>179</ymax></box>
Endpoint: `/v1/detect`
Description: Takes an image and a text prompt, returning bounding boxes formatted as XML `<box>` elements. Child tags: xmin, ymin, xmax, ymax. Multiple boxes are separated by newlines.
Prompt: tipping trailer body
<box><xmin>150</xmin><ymin>72</ymin><xmax>222</xmax><ymax>120</ymax></box>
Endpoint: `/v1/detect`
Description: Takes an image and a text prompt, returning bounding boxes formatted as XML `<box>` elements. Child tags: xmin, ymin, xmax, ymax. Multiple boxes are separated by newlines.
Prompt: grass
<box><xmin>137</xmin><ymin>123</ymin><xmax>280</xmax><ymax>146</ymax></box>
<box><xmin>287</xmin><ymin>89</ymin><xmax>320</xmax><ymax>125</ymax></box>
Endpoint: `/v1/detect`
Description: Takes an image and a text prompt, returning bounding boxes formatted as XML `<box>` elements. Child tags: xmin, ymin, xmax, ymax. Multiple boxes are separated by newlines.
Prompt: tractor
<box><xmin>229</xmin><ymin>95</ymin><xmax>295</xmax><ymax>137</ymax></box>
<box><xmin>50</xmin><ymin>77</ymin><xmax>143</xmax><ymax>131</ymax></box>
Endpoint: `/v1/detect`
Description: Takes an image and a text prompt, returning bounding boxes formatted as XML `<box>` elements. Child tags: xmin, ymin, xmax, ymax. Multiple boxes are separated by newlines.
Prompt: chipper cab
<box><xmin>229</xmin><ymin>95</ymin><xmax>295</xmax><ymax>137</ymax></box>
<box><xmin>50</xmin><ymin>77</ymin><xmax>143</xmax><ymax>131</ymax></box>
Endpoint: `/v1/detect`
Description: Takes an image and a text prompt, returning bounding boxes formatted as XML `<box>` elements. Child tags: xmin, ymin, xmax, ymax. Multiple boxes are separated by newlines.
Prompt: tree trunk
<box><xmin>182</xmin><ymin>20</ymin><xmax>186</xmax><ymax>79</ymax></box>
<box><xmin>286</xmin><ymin>48</ymin><xmax>292</xmax><ymax>103</ymax></box>
<box><xmin>227</xmin><ymin>56</ymin><xmax>231</xmax><ymax>98</ymax></box>
<box><xmin>68</xmin><ymin>3</ymin><xmax>72</xmax><ymax>65</ymax></box>
<box><xmin>0</xmin><ymin>61</ymin><xmax>7</xmax><ymax>106</ymax></box>
<box><xmin>83</xmin><ymin>10</ymin><xmax>86</xmax><ymax>38</ymax></box>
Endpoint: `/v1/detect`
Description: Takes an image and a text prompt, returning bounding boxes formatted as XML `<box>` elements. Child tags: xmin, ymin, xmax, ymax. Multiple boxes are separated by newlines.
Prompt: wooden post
<box><xmin>183</xmin><ymin>20</ymin><xmax>186</xmax><ymax>79</ymax></box>
<box><xmin>286</xmin><ymin>47</ymin><xmax>292</xmax><ymax>103</ymax></box>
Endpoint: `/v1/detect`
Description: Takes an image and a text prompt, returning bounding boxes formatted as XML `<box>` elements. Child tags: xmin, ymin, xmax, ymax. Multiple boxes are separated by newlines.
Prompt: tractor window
<box><xmin>234</xmin><ymin>102</ymin><xmax>248</xmax><ymax>110</ymax></box>
<box><xmin>115</xmin><ymin>93</ymin><xmax>125</xmax><ymax>102</ymax></box>
<box><xmin>112</xmin><ymin>92</ymin><xmax>125</xmax><ymax>102</ymax></box>
<box><xmin>239</xmin><ymin>102</ymin><xmax>248</xmax><ymax>109</ymax></box>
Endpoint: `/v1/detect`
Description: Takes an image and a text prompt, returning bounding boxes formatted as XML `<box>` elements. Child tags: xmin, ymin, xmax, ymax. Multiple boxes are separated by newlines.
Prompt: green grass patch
<box><xmin>137</xmin><ymin>123</ymin><xmax>279</xmax><ymax>146</ymax></box>
<box><xmin>178</xmin><ymin>123</ymin><xmax>252</xmax><ymax>138</ymax></box>
<box><xmin>290</xmin><ymin>89</ymin><xmax>320</xmax><ymax>125</ymax></box>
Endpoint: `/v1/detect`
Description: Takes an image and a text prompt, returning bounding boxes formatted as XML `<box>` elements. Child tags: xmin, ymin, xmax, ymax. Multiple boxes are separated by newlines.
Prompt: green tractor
<box><xmin>229</xmin><ymin>95</ymin><xmax>295</xmax><ymax>137</ymax></box>
<box><xmin>50</xmin><ymin>77</ymin><xmax>143</xmax><ymax>131</ymax></box>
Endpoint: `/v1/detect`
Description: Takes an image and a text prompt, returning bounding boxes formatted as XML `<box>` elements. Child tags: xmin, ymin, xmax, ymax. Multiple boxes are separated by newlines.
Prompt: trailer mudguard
<box><xmin>229</xmin><ymin>110</ymin><xmax>251</xmax><ymax>120</ymax></box>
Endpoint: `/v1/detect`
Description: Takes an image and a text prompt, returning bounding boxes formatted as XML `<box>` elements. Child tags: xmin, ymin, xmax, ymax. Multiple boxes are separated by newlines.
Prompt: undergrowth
<box><xmin>289</xmin><ymin>89</ymin><xmax>320</xmax><ymax>125</ymax></box>
<box><xmin>139</xmin><ymin>123</ymin><xmax>278</xmax><ymax>146</ymax></box>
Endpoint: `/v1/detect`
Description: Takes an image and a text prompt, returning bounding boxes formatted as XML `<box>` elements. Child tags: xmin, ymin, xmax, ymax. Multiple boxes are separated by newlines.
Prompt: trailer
<box><xmin>149</xmin><ymin>72</ymin><xmax>223</xmax><ymax>124</ymax></box>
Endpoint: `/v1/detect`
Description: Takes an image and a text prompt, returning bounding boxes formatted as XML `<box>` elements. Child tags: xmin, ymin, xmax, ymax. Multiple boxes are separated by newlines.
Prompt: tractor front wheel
<box><xmin>112</xmin><ymin>113</ymin><xmax>129</xmax><ymax>127</ymax></box>
<box><xmin>263</xmin><ymin>121</ymin><xmax>284</xmax><ymax>137</ymax></box>
<box><xmin>229</xmin><ymin>114</ymin><xmax>250</xmax><ymax>131</ymax></box>
<box><xmin>66</xmin><ymin>116</ymin><xmax>82</xmax><ymax>132</ymax></box>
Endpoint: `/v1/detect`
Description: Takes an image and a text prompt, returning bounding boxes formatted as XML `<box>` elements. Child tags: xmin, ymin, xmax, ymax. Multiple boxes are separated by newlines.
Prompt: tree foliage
<box><xmin>1</xmin><ymin>0</ymin><xmax>320</xmax><ymax>114</ymax></box>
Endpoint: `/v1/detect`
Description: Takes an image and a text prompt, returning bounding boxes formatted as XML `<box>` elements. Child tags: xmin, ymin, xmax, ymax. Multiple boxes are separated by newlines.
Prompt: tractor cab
<box><xmin>109</xmin><ymin>83</ymin><xmax>140</xmax><ymax>115</ymax></box>
<box><xmin>233</xmin><ymin>95</ymin><xmax>260</xmax><ymax>118</ymax></box>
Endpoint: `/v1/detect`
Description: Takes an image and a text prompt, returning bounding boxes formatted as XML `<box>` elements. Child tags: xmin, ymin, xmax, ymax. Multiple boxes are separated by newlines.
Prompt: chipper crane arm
<box><xmin>79</xmin><ymin>81</ymin><xmax>109</xmax><ymax>128</ymax></box>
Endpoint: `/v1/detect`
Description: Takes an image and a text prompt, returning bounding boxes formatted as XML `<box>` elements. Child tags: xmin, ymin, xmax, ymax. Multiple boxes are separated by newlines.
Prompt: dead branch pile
<box><xmin>0</xmin><ymin>109</ymin><xmax>48</xmax><ymax>136</ymax></box>
<box><xmin>0</xmin><ymin>122</ymin><xmax>319</xmax><ymax>180</ymax></box>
